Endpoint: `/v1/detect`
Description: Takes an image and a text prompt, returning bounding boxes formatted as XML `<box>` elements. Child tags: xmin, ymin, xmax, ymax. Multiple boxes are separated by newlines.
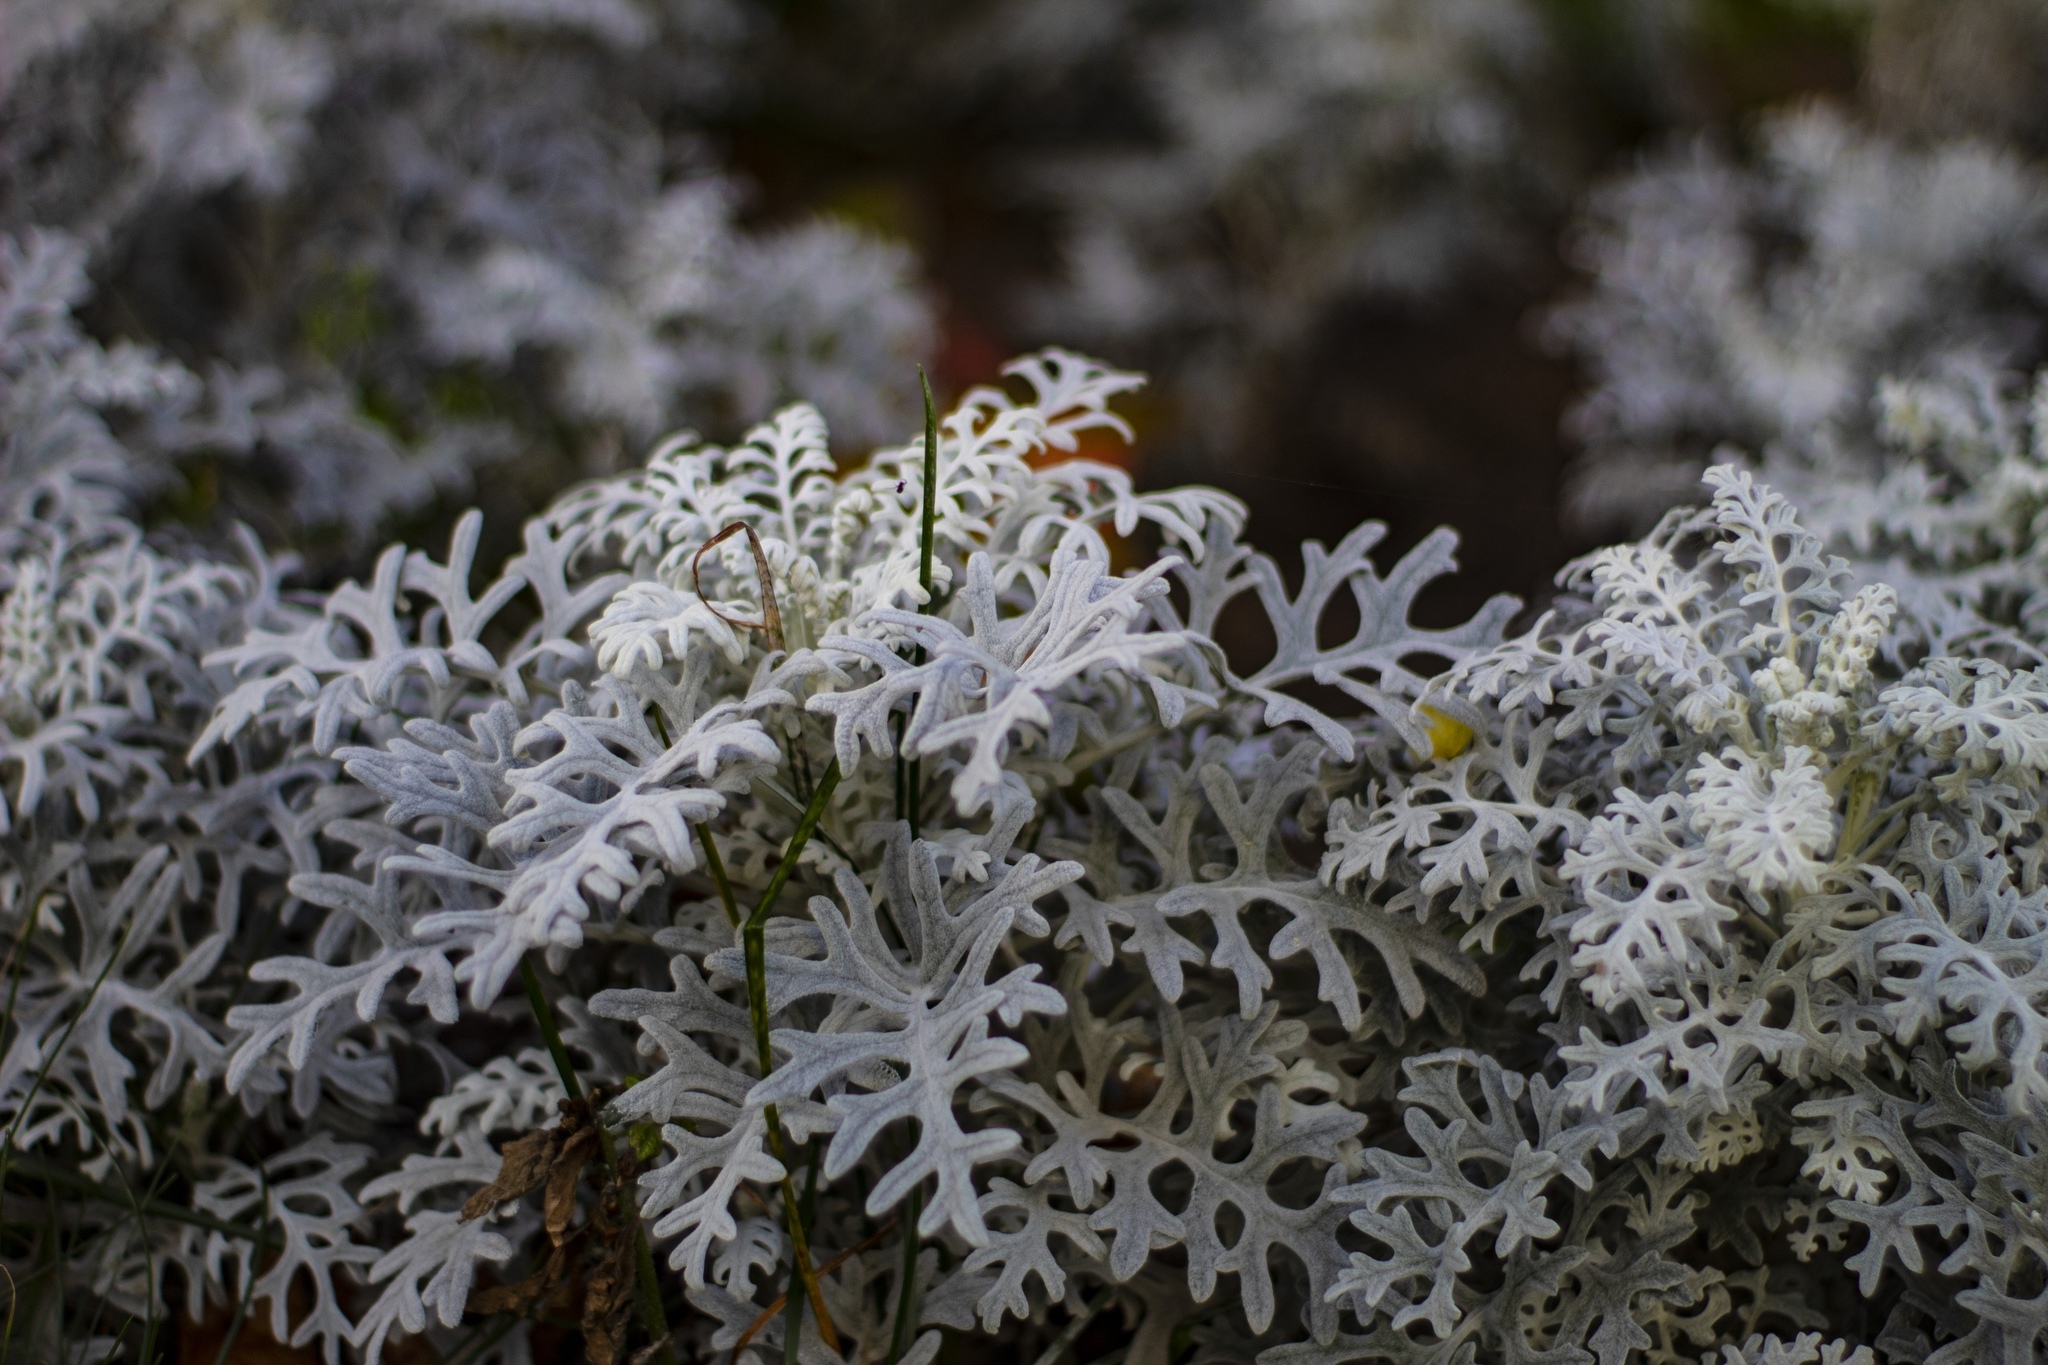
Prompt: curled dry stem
<box><xmin>693</xmin><ymin>521</ymin><xmax>785</xmax><ymax>653</ymax></box>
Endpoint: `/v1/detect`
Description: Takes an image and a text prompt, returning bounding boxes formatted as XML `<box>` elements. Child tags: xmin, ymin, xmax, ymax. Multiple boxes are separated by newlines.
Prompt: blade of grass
<box><xmin>885</xmin><ymin>1185</ymin><xmax>922</xmax><ymax>1365</ymax></box>
<box><xmin>445</xmin><ymin>1312</ymin><xmax>518</xmax><ymax>1365</ymax></box>
<box><xmin>2</xmin><ymin>1157</ymin><xmax>265</xmax><ymax>1242</ymax></box>
<box><xmin>518</xmin><ymin>956</ymin><xmax>678</xmax><ymax>1365</ymax></box>
<box><xmin>695</xmin><ymin>822</ymin><xmax>742</xmax><ymax>929</ymax></box>
<box><xmin>731</xmin><ymin>1211</ymin><xmax>900</xmax><ymax>1359</ymax></box>
<box><xmin>909</xmin><ymin>368</ymin><xmax>940</xmax><ymax>841</ymax></box>
<box><xmin>881</xmin><ymin>369</ymin><xmax>944</xmax><ymax>1365</ymax></box>
<box><xmin>208</xmin><ymin>1166</ymin><xmax>269</xmax><ymax>1365</ymax></box>
<box><xmin>740</xmin><ymin>758</ymin><xmax>844</xmax><ymax>1352</ymax></box>
<box><xmin>0</xmin><ymin>910</ymin><xmax>137</xmax><ymax>1193</ymax></box>
<box><xmin>778</xmin><ymin>1143</ymin><xmax>820</xmax><ymax>1365</ymax></box>
<box><xmin>1028</xmin><ymin>1289</ymin><xmax>1108</xmax><ymax>1365</ymax></box>
<box><xmin>917</xmin><ymin>366</ymin><xmax>938</xmax><ymax>604</ymax></box>
<box><xmin>0</xmin><ymin>908</ymin><xmax>39</xmax><ymax>1060</ymax></box>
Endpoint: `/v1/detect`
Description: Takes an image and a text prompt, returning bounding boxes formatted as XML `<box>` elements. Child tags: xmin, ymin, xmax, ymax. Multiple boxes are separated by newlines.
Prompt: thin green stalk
<box><xmin>0</xmin><ymin>909</ymin><xmax>39</xmax><ymax>1060</ymax></box>
<box><xmin>886</xmin><ymin>1186</ymin><xmax>922</xmax><ymax>1365</ymax></box>
<box><xmin>0</xmin><ymin>1243</ymin><xmax>70</xmax><ymax>1357</ymax></box>
<box><xmin>792</xmin><ymin>733</ymin><xmax>817</xmax><ymax>803</ymax></box>
<box><xmin>797</xmin><ymin>1141</ymin><xmax>821</xmax><ymax>1241</ymax></box>
<box><xmin>6</xmin><ymin>1145</ymin><xmax>263</xmax><ymax>1362</ymax></box>
<box><xmin>0</xmin><ymin>911</ymin><xmax>140</xmax><ymax>1193</ymax></box>
<box><xmin>753</xmin><ymin>775</ymin><xmax>856</xmax><ymax>866</ymax></box>
<box><xmin>93</xmin><ymin>1113</ymin><xmax>185</xmax><ymax>1365</ymax></box>
<box><xmin>1028</xmin><ymin>1289</ymin><xmax>1108</xmax><ymax>1365</ymax></box>
<box><xmin>879</xmin><ymin>363</ymin><xmax>945</xmax><ymax>1365</ymax></box>
<box><xmin>695</xmin><ymin>822</ymin><xmax>742</xmax><ymax>929</ymax></box>
<box><xmin>628</xmin><ymin>1228</ymin><xmax>673</xmax><ymax>1365</ymax></box>
<box><xmin>780</xmin><ymin>1144</ymin><xmax>821</xmax><ymax>1365</ymax></box>
<box><xmin>907</xmin><ymin>369</ymin><xmax>940</xmax><ymax>841</ymax></box>
<box><xmin>445</xmin><ymin>1312</ymin><xmax>518</xmax><ymax>1365</ymax></box>
<box><xmin>519</xmin><ymin>957</ymin><xmax>586</xmax><ymax>1105</ymax></box>
<box><xmin>209</xmin><ymin>1169</ymin><xmax>269</xmax><ymax>1365</ymax></box>
<box><xmin>918</xmin><ymin>366</ymin><xmax>938</xmax><ymax>604</ymax></box>
<box><xmin>741</xmin><ymin>759</ymin><xmax>844</xmax><ymax>1351</ymax></box>
<box><xmin>778</xmin><ymin>1282</ymin><xmax>808</xmax><ymax>1365</ymax></box>
<box><xmin>742</xmin><ymin>758</ymin><xmax>845</xmax><ymax>1077</ymax></box>
<box><xmin>517</xmin><ymin>957</ymin><xmax>677</xmax><ymax>1365</ymax></box>
<box><xmin>892</xmin><ymin>709</ymin><xmax>907</xmax><ymax>825</ymax></box>
<box><xmin>0</xmin><ymin>1265</ymin><xmax>15</xmax><ymax>1365</ymax></box>
<box><xmin>906</xmin><ymin>755</ymin><xmax>922</xmax><ymax>842</ymax></box>
<box><xmin>1</xmin><ymin>1158</ymin><xmax>266</xmax><ymax>1245</ymax></box>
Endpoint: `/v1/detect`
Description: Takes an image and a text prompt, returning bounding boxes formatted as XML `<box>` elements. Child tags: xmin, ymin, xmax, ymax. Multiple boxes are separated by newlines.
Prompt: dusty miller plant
<box><xmin>0</xmin><ymin>0</ymin><xmax>932</xmax><ymax>562</ymax></box>
<box><xmin>1547</xmin><ymin>102</ymin><xmax>2048</xmax><ymax>537</ymax></box>
<box><xmin>6</xmin><ymin>345</ymin><xmax>2048</xmax><ymax>1365</ymax></box>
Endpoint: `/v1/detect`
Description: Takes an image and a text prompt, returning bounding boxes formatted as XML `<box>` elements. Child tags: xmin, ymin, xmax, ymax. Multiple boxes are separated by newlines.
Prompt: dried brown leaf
<box><xmin>461</xmin><ymin>1127</ymin><xmax>560</xmax><ymax>1221</ymax></box>
<box><xmin>580</xmin><ymin>1253</ymin><xmax>635</xmax><ymax>1365</ymax></box>
<box><xmin>545</xmin><ymin>1127</ymin><xmax>602</xmax><ymax>1245</ymax></box>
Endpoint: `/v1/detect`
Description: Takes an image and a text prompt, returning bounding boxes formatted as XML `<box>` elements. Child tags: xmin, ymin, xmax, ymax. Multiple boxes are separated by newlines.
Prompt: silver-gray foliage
<box><xmin>1550</xmin><ymin>103</ymin><xmax>2048</xmax><ymax>537</ymax></box>
<box><xmin>0</xmin><ymin>0</ymin><xmax>933</xmax><ymax>557</ymax></box>
<box><xmin>6</xmin><ymin>345</ymin><xmax>2045</xmax><ymax>1363</ymax></box>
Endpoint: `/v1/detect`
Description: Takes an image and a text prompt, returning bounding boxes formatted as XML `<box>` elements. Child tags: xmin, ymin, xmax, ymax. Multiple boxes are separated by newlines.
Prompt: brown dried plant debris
<box><xmin>459</xmin><ymin>1094</ymin><xmax>604</xmax><ymax>1236</ymax></box>
<box><xmin>460</xmin><ymin>1094</ymin><xmax>646</xmax><ymax>1365</ymax></box>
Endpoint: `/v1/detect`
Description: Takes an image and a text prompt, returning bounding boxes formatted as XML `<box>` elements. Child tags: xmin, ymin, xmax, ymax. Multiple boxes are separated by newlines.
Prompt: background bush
<box><xmin>8</xmin><ymin>3</ymin><xmax>2048</xmax><ymax>1363</ymax></box>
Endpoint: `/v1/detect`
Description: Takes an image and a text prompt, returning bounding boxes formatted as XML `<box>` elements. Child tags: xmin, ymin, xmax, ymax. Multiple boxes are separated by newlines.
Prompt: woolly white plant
<box><xmin>1548</xmin><ymin>102</ymin><xmax>2048</xmax><ymax>535</ymax></box>
<box><xmin>6</xmin><ymin>349</ymin><xmax>2044</xmax><ymax>1365</ymax></box>
<box><xmin>0</xmin><ymin>0</ymin><xmax>932</xmax><ymax>557</ymax></box>
<box><xmin>1365</xmin><ymin>461</ymin><xmax>2048</xmax><ymax>1361</ymax></box>
<box><xmin>0</xmin><ymin>249</ymin><xmax>307</xmax><ymax>1361</ymax></box>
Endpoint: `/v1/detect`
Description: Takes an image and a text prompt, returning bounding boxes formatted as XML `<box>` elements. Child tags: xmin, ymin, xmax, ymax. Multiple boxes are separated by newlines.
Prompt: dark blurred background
<box><xmin>10</xmin><ymin>0</ymin><xmax>2048</xmax><ymax>623</ymax></box>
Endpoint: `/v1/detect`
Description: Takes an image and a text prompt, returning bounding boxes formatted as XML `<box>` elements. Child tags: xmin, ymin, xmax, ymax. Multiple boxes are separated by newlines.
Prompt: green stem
<box><xmin>445</xmin><ymin>1313</ymin><xmax>519</xmax><ymax>1365</ymax></box>
<box><xmin>886</xmin><ymin>1185</ymin><xmax>923</xmax><ymax>1365</ymax></box>
<box><xmin>918</xmin><ymin>367</ymin><xmax>938</xmax><ymax>603</ymax></box>
<box><xmin>209</xmin><ymin>1169</ymin><xmax>270</xmax><ymax>1365</ymax></box>
<box><xmin>781</xmin><ymin>1144</ymin><xmax>821</xmax><ymax>1365</ymax></box>
<box><xmin>741</xmin><ymin>759</ymin><xmax>845</xmax><ymax>1351</ymax></box>
<box><xmin>907</xmin><ymin>757</ymin><xmax>921</xmax><ymax>842</ymax></box>
<box><xmin>0</xmin><ymin>908</ymin><xmax>40</xmax><ymax>1064</ymax></box>
<box><xmin>0</xmin><ymin>913</ymin><xmax>139</xmax><ymax>1193</ymax></box>
<box><xmin>893</xmin><ymin>709</ymin><xmax>907</xmax><ymax>825</ymax></box>
<box><xmin>628</xmin><ymin>1226</ymin><xmax>673</xmax><ymax>1365</ymax></box>
<box><xmin>887</xmin><ymin>372</ymin><xmax>942</xmax><ymax>1362</ymax></box>
<box><xmin>907</xmin><ymin>369</ymin><xmax>940</xmax><ymax>842</ymax></box>
<box><xmin>517</xmin><ymin>957</ymin><xmax>677</xmax><ymax>1365</ymax></box>
<box><xmin>1</xmin><ymin>1158</ymin><xmax>265</xmax><ymax>1243</ymax></box>
<box><xmin>754</xmin><ymin>775</ymin><xmax>857</xmax><ymax>866</ymax></box>
<box><xmin>779</xmin><ymin>1268</ymin><xmax>806</xmax><ymax>1365</ymax></box>
<box><xmin>695</xmin><ymin>822</ymin><xmax>742</xmax><ymax>930</ymax></box>
<box><xmin>519</xmin><ymin>957</ymin><xmax>585</xmax><ymax>1105</ymax></box>
<box><xmin>1029</xmin><ymin>1289</ymin><xmax>1108</xmax><ymax>1365</ymax></box>
<box><xmin>745</xmin><ymin>757</ymin><xmax>842</xmax><ymax>1077</ymax></box>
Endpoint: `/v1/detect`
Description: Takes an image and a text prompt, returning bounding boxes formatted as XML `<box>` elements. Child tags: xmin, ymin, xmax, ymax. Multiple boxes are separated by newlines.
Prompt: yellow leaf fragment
<box><xmin>1419</xmin><ymin>705</ymin><xmax>1474</xmax><ymax>760</ymax></box>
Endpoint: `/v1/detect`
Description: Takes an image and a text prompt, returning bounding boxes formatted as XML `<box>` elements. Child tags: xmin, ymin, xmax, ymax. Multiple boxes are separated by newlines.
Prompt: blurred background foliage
<box><xmin>9</xmin><ymin>5</ymin><xmax>2048</xmax><ymax>1360</ymax></box>
<box><xmin>6</xmin><ymin>0</ymin><xmax>2045</xmax><ymax>625</ymax></box>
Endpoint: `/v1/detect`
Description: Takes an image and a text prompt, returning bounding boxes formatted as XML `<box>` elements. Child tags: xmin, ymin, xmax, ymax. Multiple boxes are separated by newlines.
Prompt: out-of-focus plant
<box><xmin>1550</xmin><ymin>103</ymin><xmax>2048</xmax><ymax>535</ymax></box>
<box><xmin>0</xmin><ymin>0</ymin><xmax>934</xmax><ymax>561</ymax></box>
<box><xmin>930</xmin><ymin>0</ymin><xmax>1580</xmax><ymax>464</ymax></box>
